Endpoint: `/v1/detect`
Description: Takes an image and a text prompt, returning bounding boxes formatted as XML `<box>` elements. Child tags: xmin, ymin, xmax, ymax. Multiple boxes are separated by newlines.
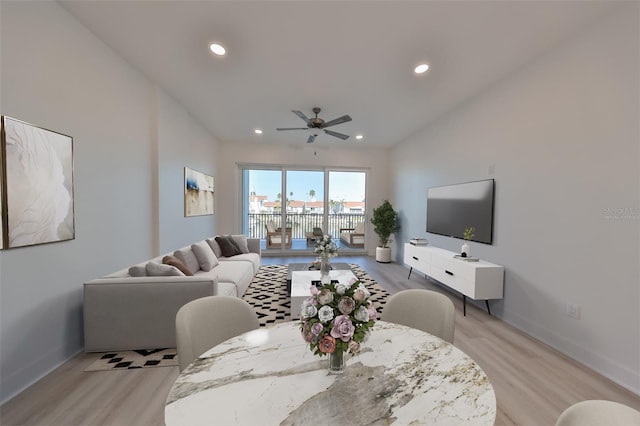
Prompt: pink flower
<box><xmin>318</xmin><ymin>335</ymin><xmax>336</xmax><ymax>354</ymax></box>
<box><xmin>348</xmin><ymin>277</ymin><xmax>358</xmax><ymax>286</ymax></box>
<box><xmin>311</xmin><ymin>322</ymin><xmax>324</xmax><ymax>336</ymax></box>
<box><xmin>330</xmin><ymin>315</ymin><xmax>355</xmax><ymax>342</ymax></box>
<box><xmin>338</xmin><ymin>296</ymin><xmax>355</xmax><ymax>315</ymax></box>
<box><xmin>317</xmin><ymin>289</ymin><xmax>334</xmax><ymax>305</ymax></box>
<box><xmin>348</xmin><ymin>340</ymin><xmax>361</xmax><ymax>354</ymax></box>
<box><xmin>301</xmin><ymin>323</ymin><xmax>314</xmax><ymax>343</ymax></box>
<box><xmin>310</xmin><ymin>286</ymin><xmax>319</xmax><ymax>296</ymax></box>
<box><xmin>353</xmin><ymin>289</ymin><xmax>366</xmax><ymax>302</ymax></box>
<box><xmin>368</xmin><ymin>306</ymin><xmax>378</xmax><ymax>320</ymax></box>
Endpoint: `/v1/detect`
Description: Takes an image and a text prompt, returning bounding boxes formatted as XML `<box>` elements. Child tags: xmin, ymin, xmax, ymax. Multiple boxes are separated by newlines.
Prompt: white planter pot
<box><xmin>376</xmin><ymin>246</ymin><xmax>392</xmax><ymax>263</ymax></box>
<box><xmin>461</xmin><ymin>242</ymin><xmax>470</xmax><ymax>257</ymax></box>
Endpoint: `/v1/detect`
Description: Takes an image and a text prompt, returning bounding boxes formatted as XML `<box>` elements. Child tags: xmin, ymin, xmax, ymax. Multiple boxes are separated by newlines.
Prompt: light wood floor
<box><xmin>2</xmin><ymin>255</ymin><xmax>639</xmax><ymax>425</ymax></box>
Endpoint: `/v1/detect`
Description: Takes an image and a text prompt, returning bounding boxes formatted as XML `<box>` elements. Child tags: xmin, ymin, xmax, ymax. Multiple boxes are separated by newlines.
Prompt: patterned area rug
<box><xmin>84</xmin><ymin>348</ymin><xmax>178</xmax><ymax>372</ymax></box>
<box><xmin>242</xmin><ymin>263</ymin><xmax>390</xmax><ymax>326</ymax></box>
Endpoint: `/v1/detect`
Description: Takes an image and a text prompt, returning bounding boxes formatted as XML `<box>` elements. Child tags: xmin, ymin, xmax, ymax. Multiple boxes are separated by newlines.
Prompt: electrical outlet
<box><xmin>566</xmin><ymin>303</ymin><xmax>581</xmax><ymax>319</ymax></box>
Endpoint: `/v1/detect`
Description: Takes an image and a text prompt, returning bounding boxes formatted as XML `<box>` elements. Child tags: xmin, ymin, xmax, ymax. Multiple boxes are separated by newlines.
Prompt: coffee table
<box><xmin>286</xmin><ymin>262</ymin><xmax>352</xmax><ymax>292</ymax></box>
<box><xmin>289</xmin><ymin>268</ymin><xmax>358</xmax><ymax>319</ymax></box>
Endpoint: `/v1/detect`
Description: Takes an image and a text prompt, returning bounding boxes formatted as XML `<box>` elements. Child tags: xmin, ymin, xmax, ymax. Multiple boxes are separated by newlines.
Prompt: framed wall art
<box><xmin>184</xmin><ymin>166</ymin><xmax>214</xmax><ymax>217</ymax></box>
<box><xmin>1</xmin><ymin>116</ymin><xmax>75</xmax><ymax>249</ymax></box>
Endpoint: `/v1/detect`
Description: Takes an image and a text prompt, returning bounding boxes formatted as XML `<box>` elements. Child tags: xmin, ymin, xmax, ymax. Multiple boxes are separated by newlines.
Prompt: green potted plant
<box><xmin>461</xmin><ymin>226</ymin><xmax>475</xmax><ymax>257</ymax></box>
<box><xmin>370</xmin><ymin>200</ymin><xmax>400</xmax><ymax>263</ymax></box>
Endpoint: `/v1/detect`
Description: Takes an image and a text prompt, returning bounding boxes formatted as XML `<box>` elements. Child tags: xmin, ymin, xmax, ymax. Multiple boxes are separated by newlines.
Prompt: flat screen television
<box><xmin>426</xmin><ymin>179</ymin><xmax>495</xmax><ymax>244</ymax></box>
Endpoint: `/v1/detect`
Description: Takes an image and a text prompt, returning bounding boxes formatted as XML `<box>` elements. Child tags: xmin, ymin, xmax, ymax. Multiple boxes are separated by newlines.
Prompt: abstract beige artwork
<box><xmin>184</xmin><ymin>167</ymin><xmax>214</xmax><ymax>217</ymax></box>
<box><xmin>1</xmin><ymin>116</ymin><xmax>74</xmax><ymax>248</ymax></box>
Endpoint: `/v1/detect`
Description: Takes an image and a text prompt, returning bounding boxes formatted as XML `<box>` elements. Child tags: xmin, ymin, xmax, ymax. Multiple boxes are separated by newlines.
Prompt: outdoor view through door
<box><xmin>242</xmin><ymin>168</ymin><xmax>366</xmax><ymax>253</ymax></box>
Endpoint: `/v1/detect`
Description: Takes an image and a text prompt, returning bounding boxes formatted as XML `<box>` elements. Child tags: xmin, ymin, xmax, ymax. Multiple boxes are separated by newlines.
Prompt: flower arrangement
<box><xmin>300</xmin><ymin>278</ymin><xmax>377</xmax><ymax>359</ymax></box>
<box><xmin>463</xmin><ymin>226</ymin><xmax>475</xmax><ymax>241</ymax></box>
<box><xmin>314</xmin><ymin>234</ymin><xmax>338</xmax><ymax>260</ymax></box>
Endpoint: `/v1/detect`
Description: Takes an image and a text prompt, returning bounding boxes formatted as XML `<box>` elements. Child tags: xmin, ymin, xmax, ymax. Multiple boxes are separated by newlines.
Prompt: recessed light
<box><xmin>355</xmin><ymin>134</ymin><xmax>364</xmax><ymax>140</ymax></box>
<box><xmin>209</xmin><ymin>43</ymin><xmax>226</xmax><ymax>56</ymax></box>
<box><xmin>254</xmin><ymin>129</ymin><xmax>263</xmax><ymax>134</ymax></box>
<box><xmin>414</xmin><ymin>63</ymin><xmax>430</xmax><ymax>74</ymax></box>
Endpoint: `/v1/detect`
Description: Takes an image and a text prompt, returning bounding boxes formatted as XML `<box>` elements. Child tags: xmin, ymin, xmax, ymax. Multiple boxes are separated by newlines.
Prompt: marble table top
<box><xmin>165</xmin><ymin>321</ymin><xmax>496</xmax><ymax>426</ymax></box>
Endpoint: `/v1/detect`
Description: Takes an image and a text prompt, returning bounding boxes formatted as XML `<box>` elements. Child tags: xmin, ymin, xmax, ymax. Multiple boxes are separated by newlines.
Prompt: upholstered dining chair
<box><xmin>176</xmin><ymin>296</ymin><xmax>259</xmax><ymax>372</ymax></box>
<box><xmin>381</xmin><ymin>289</ymin><xmax>455</xmax><ymax>344</ymax></box>
<box><xmin>556</xmin><ymin>400</ymin><xmax>640</xmax><ymax>426</ymax></box>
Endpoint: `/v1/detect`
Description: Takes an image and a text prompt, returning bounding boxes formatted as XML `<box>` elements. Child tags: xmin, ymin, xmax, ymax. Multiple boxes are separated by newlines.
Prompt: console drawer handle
<box><xmin>412</xmin><ymin>256</ymin><xmax>419</xmax><ymax>260</ymax></box>
<box><xmin>445</xmin><ymin>270</ymin><xmax>454</xmax><ymax>276</ymax></box>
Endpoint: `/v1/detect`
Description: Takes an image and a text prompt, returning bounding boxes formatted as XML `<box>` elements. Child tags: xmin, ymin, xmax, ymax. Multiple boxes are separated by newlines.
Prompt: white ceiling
<box><xmin>59</xmin><ymin>0</ymin><xmax>618</xmax><ymax>148</ymax></box>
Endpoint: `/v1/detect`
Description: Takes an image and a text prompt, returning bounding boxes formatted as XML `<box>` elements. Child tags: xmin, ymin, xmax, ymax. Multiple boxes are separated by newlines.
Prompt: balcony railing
<box><xmin>248</xmin><ymin>213</ymin><xmax>365</xmax><ymax>240</ymax></box>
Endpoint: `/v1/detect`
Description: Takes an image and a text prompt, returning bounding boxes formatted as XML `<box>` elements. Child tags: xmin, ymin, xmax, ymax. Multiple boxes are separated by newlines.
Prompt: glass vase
<box><xmin>328</xmin><ymin>350</ymin><xmax>345</xmax><ymax>374</ymax></box>
<box><xmin>320</xmin><ymin>257</ymin><xmax>331</xmax><ymax>283</ymax></box>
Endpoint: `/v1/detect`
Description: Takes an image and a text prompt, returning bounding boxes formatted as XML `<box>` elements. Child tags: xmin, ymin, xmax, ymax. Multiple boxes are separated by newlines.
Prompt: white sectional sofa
<box><xmin>83</xmin><ymin>235</ymin><xmax>260</xmax><ymax>352</ymax></box>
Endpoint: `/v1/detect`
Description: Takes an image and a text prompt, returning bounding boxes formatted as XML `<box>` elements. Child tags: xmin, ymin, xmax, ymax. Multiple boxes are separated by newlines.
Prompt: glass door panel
<box><xmin>285</xmin><ymin>170</ymin><xmax>325</xmax><ymax>252</ymax></box>
<box><xmin>243</xmin><ymin>169</ymin><xmax>285</xmax><ymax>251</ymax></box>
<box><xmin>328</xmin><ymin>171</ymin><xmax>366</xmax><ymax>252</ymax></box>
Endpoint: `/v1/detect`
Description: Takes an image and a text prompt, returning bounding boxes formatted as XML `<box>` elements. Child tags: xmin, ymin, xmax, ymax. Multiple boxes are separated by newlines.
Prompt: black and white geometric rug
<box><xmin>84</xmin><ymin>348</ymin><xmax>178</xmax><ymax>372</ymax></box>
<box><xmin>242</xmin><ymin>263</ymin><xmax>390</xmax><ymax>327</ymax></box>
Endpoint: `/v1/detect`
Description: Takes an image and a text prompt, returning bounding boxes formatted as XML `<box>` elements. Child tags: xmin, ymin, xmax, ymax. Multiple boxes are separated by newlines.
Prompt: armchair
<box><xmin>339</xmin><ymin>222</ymin><xmax>365</xmax><ymax>248</ymax></box>
<box><xmin>265</xmin><ymin>221</ymin><xmax>291</xmax><ymax>248</ymax></box>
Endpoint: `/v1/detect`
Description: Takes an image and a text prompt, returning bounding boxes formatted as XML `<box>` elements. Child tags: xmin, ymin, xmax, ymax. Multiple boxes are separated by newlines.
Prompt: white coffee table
<box><xmin>290</xmin><ymin>269</ymin><xmax>358</xmax><ymax>319</ymax></box>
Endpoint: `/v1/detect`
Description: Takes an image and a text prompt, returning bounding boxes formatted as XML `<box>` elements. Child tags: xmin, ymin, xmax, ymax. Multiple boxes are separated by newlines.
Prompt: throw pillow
<box><xmin>128</xmin><ymin>265</ymin><xmax>147</xmax><ymax>277</ymax></box>
<box><xmin>191</xmin><ymin>241</ymin><xmax>219</xmax><ymax>272</ymax></box>
<box><xmin>206</xmin><ymin>237</ymin><xmax>222</xmax><ymax>258</ymax></box>
<box><xmin>215</xmin><ymin>235</ymin><xmax>242</xmax><ymax>257</ymax></box>
<box><xmin>231</xmin><ymin>234</ymin><xmax>250</xmax><ymax>254</ymax></box>
<box><xmin>162</xmin><ymin>255</ymin><xmax>194</xmax><ymax>276</ymax></box>
<box><xmin>174</xmin><ymin>248</ymin><xmax>201</xmax><ymax>274</ymax></box>
<box><xmin>145</xmin><ymin>262</ymin><xmax>185</xmax><ymax>277</ymax></box>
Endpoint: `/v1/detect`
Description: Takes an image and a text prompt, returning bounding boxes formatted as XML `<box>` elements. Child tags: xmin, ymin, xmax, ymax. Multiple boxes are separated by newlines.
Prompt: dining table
<box><xmin>165</xmin><ymin>320</ymin><xmax>496</xmax><ymax>425</ymax></box>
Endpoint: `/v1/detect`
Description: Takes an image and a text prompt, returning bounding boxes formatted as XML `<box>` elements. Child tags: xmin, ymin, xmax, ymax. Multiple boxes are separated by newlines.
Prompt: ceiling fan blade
<box><xmin>306</xmin><ymin>134</ymin><xmax>317</xmax><ymax>144</ymax></box>
<box><xmin>321</xmin><ymin>114</ymin><xmax>352</xmax><ymax>128</ymax></box>
<box><xmin>276</xmin><ymin>127</ymin><xmax>308</xmax><ymax>131</ymax></box>
<box><xmin>292</xmin><ymin>110</ymin><xmax>311</xmax><ymax>124</ymax></box>
<box><xmin>324</xmin><ymin>129</ymin><xmax>350</xmax><ymax>140</ymax></box>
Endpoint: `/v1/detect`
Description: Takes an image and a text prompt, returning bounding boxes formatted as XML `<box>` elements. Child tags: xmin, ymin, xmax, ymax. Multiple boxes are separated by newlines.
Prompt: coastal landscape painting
<box><xmin>1</xmin><ymin>116</ymin><xmax>75</xmax><ymax>248</ymax></box>
<box><xmin>184</xmin><ymin>167</ymin><xmax>214</xmax><ymax>217</ymax></box>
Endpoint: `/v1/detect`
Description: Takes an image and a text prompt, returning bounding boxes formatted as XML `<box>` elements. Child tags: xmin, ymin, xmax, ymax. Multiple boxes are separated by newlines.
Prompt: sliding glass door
<box><xmin>242</xmin><ymin>166</ymin><xmax>366</xmax><ymax>254</ymax></box>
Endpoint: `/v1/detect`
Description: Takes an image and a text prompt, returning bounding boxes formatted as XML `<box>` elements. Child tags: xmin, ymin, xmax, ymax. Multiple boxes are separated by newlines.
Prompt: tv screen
<box><xmin>426</xmin><ymin>179</ymin><xmax>495</xmax><ymax>244</ymax></box>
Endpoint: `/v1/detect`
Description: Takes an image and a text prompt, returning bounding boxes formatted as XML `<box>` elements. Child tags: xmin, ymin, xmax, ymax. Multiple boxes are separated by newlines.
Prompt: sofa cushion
<box><xmin>206</xmin><ymin>237</ymin><xmax>223</xmax><ymax>258</ymax></box>
<box><xmin>174</xmin><ymin>248</ymin><xmax>200</xmax><ymax>274</ymax></box>
<box><xmin>220</xmin><ymin>253</ymin><xmax>261</xmax><ymax>274</ymax></box>
<box><xmin>146</xmin><ymin>262</ymin><xmax>185</xmax><ymax>277</ymax></box>
<box><xmin>231</xmin><ymin>234</ymin><xmax>250</xmax><ymax>254</ymax></box>
<box><xmin>162</xmin><ymin>255</ymin><xmax>194</xmax><ymax>276</ymax></box>
<box><xmin>201</xmin><ymin>261</ymin><xmax>254</xmax><ymax>297</ymax></box>
<box><xmin>128</xmin><ymin>265</ymin><xmax>147</xmax><ymax>277</ymax></box>
<box><xmin>216</xmin><ymin>236</ymin><xmax>242</xmax><ymax>257</ymax></box>
<box><xmin>191</xmin><ymin>241</ymin><xmax>219</xmax><ymax>272</ymax></box>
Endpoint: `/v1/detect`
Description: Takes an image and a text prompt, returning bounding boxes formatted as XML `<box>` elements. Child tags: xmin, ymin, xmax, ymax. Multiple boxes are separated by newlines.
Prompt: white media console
<box><xmin>403</xmin><ymin>243</ymin><xmax>504</xmax><ymax>315</ymax></box>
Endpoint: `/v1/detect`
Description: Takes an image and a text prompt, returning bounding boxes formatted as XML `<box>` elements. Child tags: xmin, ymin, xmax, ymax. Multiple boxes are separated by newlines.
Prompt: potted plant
<box><xmin>370</xmin><ymin>200</ymin><xmax>400</xmax><ymax>263</ymax></box>
<box><xmin>461</xmin><ymin>226</ymin><xmax>475</xmax><ymax>257</ymax></box>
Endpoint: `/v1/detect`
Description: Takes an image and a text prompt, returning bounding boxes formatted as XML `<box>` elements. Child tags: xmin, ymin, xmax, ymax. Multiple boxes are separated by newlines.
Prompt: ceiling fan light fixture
<box><xmin>209</xmin><ymin>43</ymin><xmax>226</xmax><ymax>56</ymax></box>
<box><xmin>414</xmin><ymin>63</ymin><xmax>430</xmax><ymax>74</ymax></box>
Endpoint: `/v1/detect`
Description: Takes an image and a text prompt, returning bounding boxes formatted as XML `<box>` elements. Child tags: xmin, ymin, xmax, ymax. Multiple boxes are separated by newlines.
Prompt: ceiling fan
<box><xmin>276</xmin><ymin>107</ymin><xmax>352</xmax><ymax>143</ymax></box>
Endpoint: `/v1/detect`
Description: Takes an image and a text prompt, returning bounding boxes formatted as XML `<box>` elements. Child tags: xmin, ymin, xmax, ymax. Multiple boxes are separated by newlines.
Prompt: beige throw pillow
<box><xmin>162</xmin><ymin>255</ymin><xmax>194</xmax><ymax>276</ymax></box>
<box><xmin>191</xmin><ymin>241</ymin><xmax>219</xmax><ymax>271</ymax></box>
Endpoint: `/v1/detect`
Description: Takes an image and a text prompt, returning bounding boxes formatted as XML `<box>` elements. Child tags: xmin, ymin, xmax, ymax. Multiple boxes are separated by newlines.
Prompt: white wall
<box><xmin>0</xmin><ymin>1</ymin><xmax>219</xmax><ymax>402</ymax></box>
<box><xmin>391</xmin><ymin>5</ymin><xmax>639</xmax><ymax>393</ymax></box>
<box><xmin>217</xmin><ymin>142</ymin><xmax>390</xmax><ymax>255</ymax></box>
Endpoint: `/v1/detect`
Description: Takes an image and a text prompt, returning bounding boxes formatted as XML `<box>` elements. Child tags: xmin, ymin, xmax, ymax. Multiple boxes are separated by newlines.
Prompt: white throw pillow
<box><xmin>145</xmin><ymin>262</ymin><xmax>185</xmax><ymax>277</ymax></box>
<box><xmin>174</xmin><ymin>247</ymin><xmax>201</xmax><ymax>274</ymax></box>
<box><xmin>191</xmin><ymin>241</ymin><xmax>219</xmax><ymax>271</ymax></box>
<box><xmin>206</xmin><ymin>237</ymin><xmax>223</xmax><ymax>258</ymax></box>
<box><xmin>128</xmin><ymin>265</ymin><xmax>147</xmax><ymax>277</ymax></box>
<box><xmin>231</xmin><ymin>234</ymin><xmax>250</xmax><ymax>254</ymax></box>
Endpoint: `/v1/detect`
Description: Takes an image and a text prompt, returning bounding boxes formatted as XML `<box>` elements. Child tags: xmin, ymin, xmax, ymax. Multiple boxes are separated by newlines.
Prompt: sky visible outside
<box><xmin>248</xmin><ymin>170</ymin><xmax>365</xmax><ymax>202</ymax></box>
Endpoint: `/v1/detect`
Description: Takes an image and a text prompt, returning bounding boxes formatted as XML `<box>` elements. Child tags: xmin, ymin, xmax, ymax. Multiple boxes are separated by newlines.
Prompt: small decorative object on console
<box><xmin>299</xmin><ymin>278</ymin><xmax>377</xmax><ymax>374</ymax></box>
<box><xmin>461</xmin><ymin>226</ymin><xmax>475</xmax><ymax>257</ymax></box>
<box><xmin>409</xmin><ymin>238</ymin><xmax>428</xmax><ymax>246</ymax></box>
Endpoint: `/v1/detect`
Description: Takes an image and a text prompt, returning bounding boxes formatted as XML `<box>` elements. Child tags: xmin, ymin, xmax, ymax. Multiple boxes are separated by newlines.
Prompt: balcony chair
<box><xmin>265</xmin><ymin>220</ymin><xmax>291</xmax><ymax>248</ymax></box>
<box><xmin>305</xmin><ymin>227</ymin><xmax>324</xmax><ymax>244</ymax></box>
<box><xmin>339</xmin><ymin>222</ymin><xmax>365</xmax><ymax>248</ymax></box>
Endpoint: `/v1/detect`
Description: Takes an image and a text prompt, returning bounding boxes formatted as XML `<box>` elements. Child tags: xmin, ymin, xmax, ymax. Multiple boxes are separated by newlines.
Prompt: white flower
<box><xmin>318</xmin><ymin>305</ymin><xmax>335</xmax><ymax>323</ymax></box>
<box><xmin>354</xmin><ymin>306</ymin><xmax>369</xmax><ymax>322</ymax></box>
<box><xmin>301</xmin><ymin>302</ymin><xmax>318</xmax><ymax>319</ymax></box>
<box><xmin>335</xmin><ymin>283</ymin><xmax>348</xmax><ymax>295</ymax></box>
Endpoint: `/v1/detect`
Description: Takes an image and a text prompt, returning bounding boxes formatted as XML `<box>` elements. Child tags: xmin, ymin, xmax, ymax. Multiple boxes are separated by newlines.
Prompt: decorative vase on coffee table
<box><xmin>320</xmin><ymin>257</ymin><xmax>331</xmax><ymax>281</ymax></box>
